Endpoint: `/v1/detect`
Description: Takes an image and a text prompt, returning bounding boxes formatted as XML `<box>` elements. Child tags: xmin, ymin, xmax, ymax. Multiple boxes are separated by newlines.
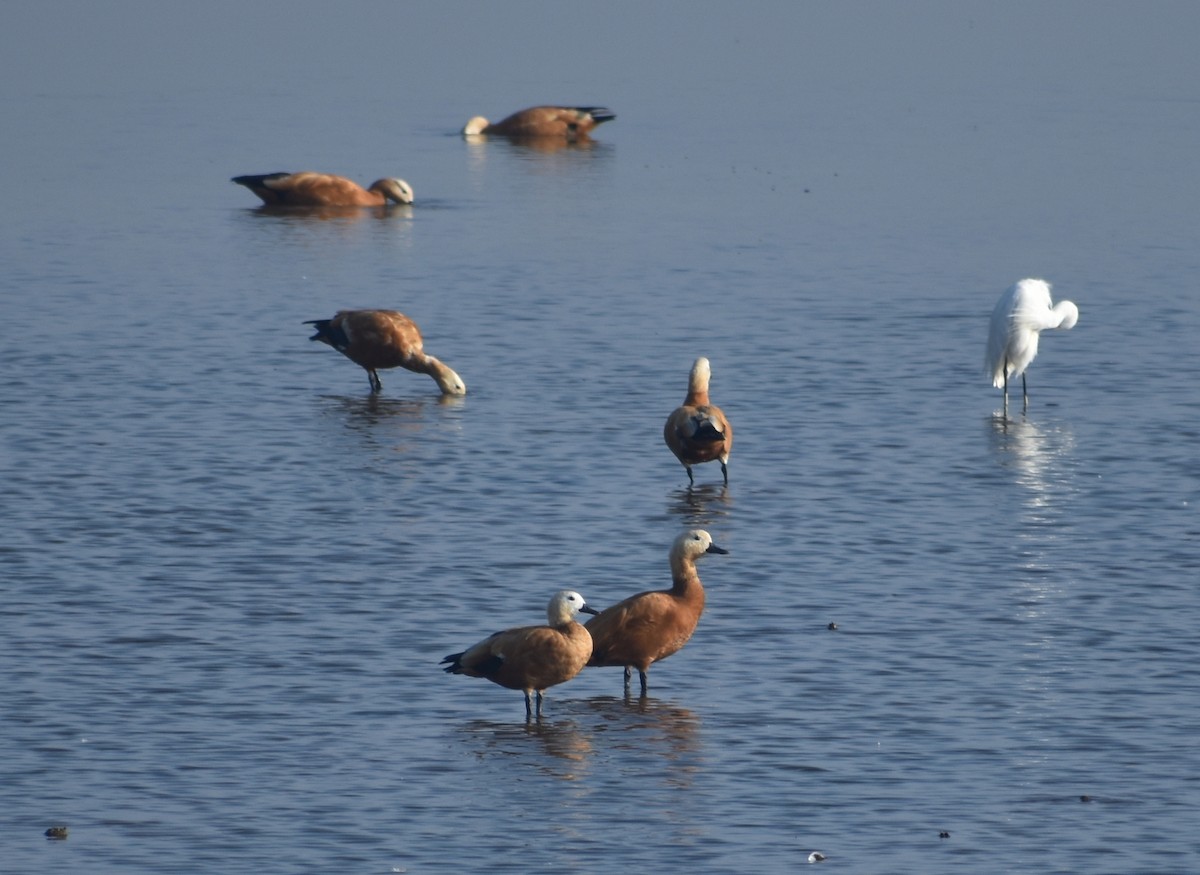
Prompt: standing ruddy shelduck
<box><xmin>304</xmin><ymin>309</ymin><xmax>466</xmax><ymax>395</ymax></box>
<box><xmin>586</xmin><ymin>529</ymin><xmax>728</xmax><ymax>694</ymax></box>
<box><xmin>231</xmin><ymin>172</ymin><xmax>414</xmax><ymax>207</ymax></box>
<box><xmin>442</xmin><ymin>590</ymin><xmax>600</xmax><ymax>718</ymax></box>
<box><xmin>664</xmin><ymin>357</ymin><xmax>733</xmax><ymax>485</ymax></box>
<box><xmin>461</xmin><ymin>106</ymin><xmax>616</xmax><ymax>140</ymax></box>
<box><xmin>985</xmin><ymin>278</ymin><xmax>1079</xmax><ymax>413</ymax></box>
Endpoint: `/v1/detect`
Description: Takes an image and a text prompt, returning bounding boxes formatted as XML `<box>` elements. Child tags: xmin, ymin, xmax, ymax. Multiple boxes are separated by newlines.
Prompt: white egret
<box><xmin>986</xmin><ymin>278</ymin><xmax>1078</xmax><ymax>412</ymax></box>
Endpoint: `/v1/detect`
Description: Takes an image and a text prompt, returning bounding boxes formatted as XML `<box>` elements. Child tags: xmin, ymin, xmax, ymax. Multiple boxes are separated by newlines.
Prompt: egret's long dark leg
<box><xmin>1002</xmin><ymin>357</ymin><xmax>1009</xmax><ymax>414</ymax></box>
<box><xmin>1021</xmin><ymin>373</ymin><xmax>1028</xmax><ymax>411</ymax></box>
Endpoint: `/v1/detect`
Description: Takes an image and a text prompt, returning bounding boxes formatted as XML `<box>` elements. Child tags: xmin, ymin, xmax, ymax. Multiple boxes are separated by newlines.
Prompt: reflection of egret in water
<box><xmin>581</xmin><ymin>695</ymin><xmax>702</xmax><ymax>788</ymax></box>
<box><xmin>987</xmin><ymin>414</ymin><xmax>1078</xmax><ymax>519</ymax></box>
<box><xmin>667</xmin><ymin>483</ymin><xmax>732</xmax><ymax>529</ymax></box>
<box><xmin>459</xmin><ymin>717</ymin><xmax>594</xmax><ymax>782</ymax></box>
<box><xmin>987</xmin><ymin>414</ymin><xmax>1078</xmax><ymax>626</ymax></box>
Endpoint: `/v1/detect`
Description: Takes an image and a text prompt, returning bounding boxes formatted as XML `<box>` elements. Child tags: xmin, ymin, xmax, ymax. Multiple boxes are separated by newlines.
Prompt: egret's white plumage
<box><xmin>985</xmin><ymin>278</ymin><xmax>1078</xmax><ymax>410</ymax></box>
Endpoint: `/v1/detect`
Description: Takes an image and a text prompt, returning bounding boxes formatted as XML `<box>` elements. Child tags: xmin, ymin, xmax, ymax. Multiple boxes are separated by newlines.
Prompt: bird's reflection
<box><xmin>243</xmin><ymin>203</ymin><xmax>414</xmax><ymax>222</ymax></box>
<box><xmin>312</xmin><ymin>392</ymin><xmax>463</xmax><ymax>455</ymax></box>
<box><xmin>581</xmin><ymin>694</ymin><xmax>702</xmax><ymax>784</ymax></box>
<box><xmin>987</xmin><ymin>413</ymin><xmax>1077</xmax><ymax>512</ymax></box>
<box><xmin>667</xmin><ymin>483</ymin><xmax>732</xmax><ymax>528</ymax></box>
<box><xmin>986</xmin><ymin>414</ymin><xmax>1079</xmax><ymax>629</ymax></box>
<box><xmin>464</xmin><ymin>136</ymin><xmax>614</xmax><ymax>184</ymax></box>
<box><xmin>459</xmin><ymin>717</ymin><xmax>594</xmax><ymax>782</ymax></box>
<box><xmin>317</xmin><ymin>392</ymin><xmax>429</xmax><ymax>429</ymax></box>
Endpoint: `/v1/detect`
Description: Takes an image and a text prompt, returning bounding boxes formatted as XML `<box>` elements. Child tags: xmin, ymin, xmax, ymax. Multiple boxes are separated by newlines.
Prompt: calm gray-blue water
<box><xmin>3</xmin><ymin>3</ymin><xmax>1199</xmax><ymax>873</ymax></box>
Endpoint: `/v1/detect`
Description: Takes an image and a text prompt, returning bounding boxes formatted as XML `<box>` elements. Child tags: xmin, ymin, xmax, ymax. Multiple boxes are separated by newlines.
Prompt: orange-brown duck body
<box><xmin>462</xmin><ymin>106</ymin><xmax>615</xmax><ymax>140</ymax></box>
<box><xmin>442</xmin><ymin>590</ymin><xmax>599</xmax><ymax>717</ymax></box>
<box><xmin>586</xmin><ymin>529</ymin><xmax>727</xmax><ymax>694</ymax></box>
<box><xmin>232</xmin><ymin>172</ymin><xmax>413</xmax><ymax>207</ymax></box>
<box><xmin>664</xmin><ymin>357</ymin><xmax>733</xmax><ymax>485</ymax></box>
<box><xmin>303</xmin><ymin>309</ymin><xmax>465</xmax><ymax>395</ymax></box>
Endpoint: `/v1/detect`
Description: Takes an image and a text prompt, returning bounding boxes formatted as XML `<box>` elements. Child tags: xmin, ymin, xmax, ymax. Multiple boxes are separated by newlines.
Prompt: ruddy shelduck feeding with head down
<box><xmin>461</xmin><ymin>106</ymin><xmax>616</xmax><ymax>140</ymax></box>
<box><xmin>304</xmin><ymin>309</ymin><xmax>466</xmax><ymax>395</ymax></box>
<box><xmin>985</xmin><ymin>278</ymin><xmax>1079</xmax><ymax>413</ymax></box>
<box><xmin>232</xmin><ymin>172</ymin><xmax>414</xmax><ymax>207</ymax></box>
<box><xmin>586</xmin><ymin>529</ymin><xmax>728</xmax><ymax>695</ymax></box>
<box><xmin>442</xmin><ymin>590</ymin><xmax>600</xmax><ymax>718</ymax></box>
<box><xmin>664</xmin><ymin>357</ymin><xmax>733</xmax><ymax>485</ymax></box>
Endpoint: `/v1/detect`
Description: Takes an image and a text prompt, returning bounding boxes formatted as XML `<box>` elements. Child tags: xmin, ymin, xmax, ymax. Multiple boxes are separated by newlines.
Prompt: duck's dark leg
<box><xmin>523</xmin><ymin>690</ymin><xmax>534</xmax><ymax>718</ymax></box>
<box><xmin>638</xmin><ymin>669</ymin><xmax>649</xmax><ymax>695</ymax></box>
<box><xmin>623</xmin><ymin>665</ymin><xmax>632</xmax><ymax>689</ymax></box>
<box><xmin>367</xmin><ymin>369</ymin><xmax>383</xmax><ymax>393</ymax></box>
<box><xmin>720</xmin><ymin>461</ymin><xmax>728</xmax><ymax>484</ymax></box>
<box><xmin>686</xmin><ymin>466</ymin><xmax>695</xmax><ymax>486</ymax></box>
<box><xmin>534</xmin><ymin>691</ymin><xmax>544</xmax><ymax>718</ymax></box>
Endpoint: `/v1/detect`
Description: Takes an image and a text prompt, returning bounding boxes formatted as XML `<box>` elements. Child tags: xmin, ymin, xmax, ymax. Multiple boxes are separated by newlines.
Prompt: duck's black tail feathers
<box><xmin>303</xmin><ymin>318</ymin><xmax>350</xmax><ymax>351</ymax></box>
<box><xmin>231</xmin><ymin>172</ymin><xmax>291</xmax><ymax>188</ymax></box>
<box><xmin>578</xmin><ymin>107</ymin><xmax>616</xmax><ymax>125</ymax></box>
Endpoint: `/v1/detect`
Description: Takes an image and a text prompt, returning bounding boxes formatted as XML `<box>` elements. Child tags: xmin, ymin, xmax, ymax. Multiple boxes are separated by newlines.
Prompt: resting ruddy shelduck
<box><xmin>461</xmin><ymin>106</ymin><xmax>616</xmax><ymax>140</ymax></box>
<box><xmin>586</xmin><ymin>529</ymin><xmax>728</xmax><ymax>694</ymax></box>
<box><xmin>985</xmin><ymin>278</ymin><xmax>1079</xmax><ymax>413</ymax></box>
<box><xmin>664</xmin><ymin>357</ymin><xmax>733</xmax><ymax>485</ymax></box>
<box><xmin>231</xmin><ymin>172</ymin><xmax>414</xmax><ymax>207</ymax></box>
<box><xmin>442</xmin><ymin>590</ymin><xmax>600</xmax><ymax>718</ymax></box>
<box><xmin>303</xmin><ymin>309</ymin><xmax>466</xmax><ymax>395</ymax></box>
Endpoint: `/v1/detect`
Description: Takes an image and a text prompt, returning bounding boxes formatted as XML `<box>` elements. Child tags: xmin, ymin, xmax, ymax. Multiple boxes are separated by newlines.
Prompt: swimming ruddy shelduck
<box><xmin>304</xmin><ymin>309</ymin><xmax>466</xmax><ymax>395</ymax></box>
<box><xmin>664</xmin><ymin>357</ymin><xmax>733</xmax><ymax>485</ymax></box>
<box><xmin>462</xmin><ymin>106</ymin><xmax>616</xmax><ymax>140</ymax></box>
<box><xmin>586</xmin><ymin>529</ymin><xmax>727</xmax><ymax>694</ymax></box>
<box><xmin>232</xmin><ymin>172</ymin><xmax>414</xmax><ymax>207</ymax></box>
<box><xmin>985</xmin><ymin>278</ymin><xmax>1079</xmax><ymax>412</ymax></box>
<box><xmin>442</xmin><ymin>590</ymin><xmax>600</xmax><ymax>718</ymax></box>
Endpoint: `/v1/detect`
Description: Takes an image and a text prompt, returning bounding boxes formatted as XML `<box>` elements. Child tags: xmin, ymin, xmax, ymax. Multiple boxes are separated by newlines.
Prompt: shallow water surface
<box><xmin>3</xmin><ymin>3</ymin><xmax>1199</xmax><ymax>873</ymax></box>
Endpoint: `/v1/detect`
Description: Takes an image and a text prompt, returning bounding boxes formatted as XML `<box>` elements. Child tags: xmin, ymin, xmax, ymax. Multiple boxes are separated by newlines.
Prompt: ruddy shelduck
<box><xmin>985</xmin><ymin>278</ymin><xmax>1079</xmax><ymax>412</ymax></box>
<box><xmin>232</xmin><ymin>172</ymin><xmax>414</xmax><ymax>207</ymax></box>
<box><xmin>462</xmin><ymin>106</ymin><xmax>616</xmax><ymax>140</ymax></box>
<box><xmin>442</xmin><ymin>590</ymin><xmax>600</xmax><ymax>718</ymax></box>
<box><xmin>664</xmin><ymin>357</ymin><xmax>733</xmax><ymax>485</ymax></box>
<box><xmin>586</xmin><ymin>529</ymin><xmax>728</xmax><ymax>694</ymax></box>
<box><xmin>304</xmin><ymin>309</ymin><xmax>466</xmax><ymax>395</ymax></box>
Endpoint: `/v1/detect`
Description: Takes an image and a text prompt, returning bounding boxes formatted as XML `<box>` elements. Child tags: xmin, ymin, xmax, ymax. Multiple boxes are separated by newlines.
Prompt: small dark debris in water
<box><xmin>827</xmin><ymin>622</ymin><xmax>838</xmax><ymax>631</ymax></box>
<box><xmin>939</xmin><ymin>831</ymin><xmax>951</xmax><ymax>839</ymax></box>
<box><xmin>1080</xmin><ymin>795</ymin><xmax>1092</xmax><ymax>802</ymax></box>
<box><xmin>45</xmin><ymin>826</ymin><xmax>69</xmax><ymax>840</ymax></box>
<box><xmin>807</xmin><ymin>851</ymin><xmax>826</xmax><ymax>863</ymax></box>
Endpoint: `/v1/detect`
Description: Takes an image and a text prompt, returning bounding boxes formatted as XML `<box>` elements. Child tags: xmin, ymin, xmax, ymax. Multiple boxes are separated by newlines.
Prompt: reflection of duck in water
<box><xmin>667</xmin><ymin>481</ymin><xmax>732</xmax><ymax>528</ymax></box>
<box><xmin>442</xmin><ymin>590</ymin><xmax>599</xmax><ymax>718</ymax></box>
<box><xmin>587</xmin><ymin>530</ymin><xmax>727</xmax><ymax>694</ymax></box>
<box><xmin>464</xmin><ymin>717</ymin><xmax>594</xmax><ymax>769</ymax></box>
